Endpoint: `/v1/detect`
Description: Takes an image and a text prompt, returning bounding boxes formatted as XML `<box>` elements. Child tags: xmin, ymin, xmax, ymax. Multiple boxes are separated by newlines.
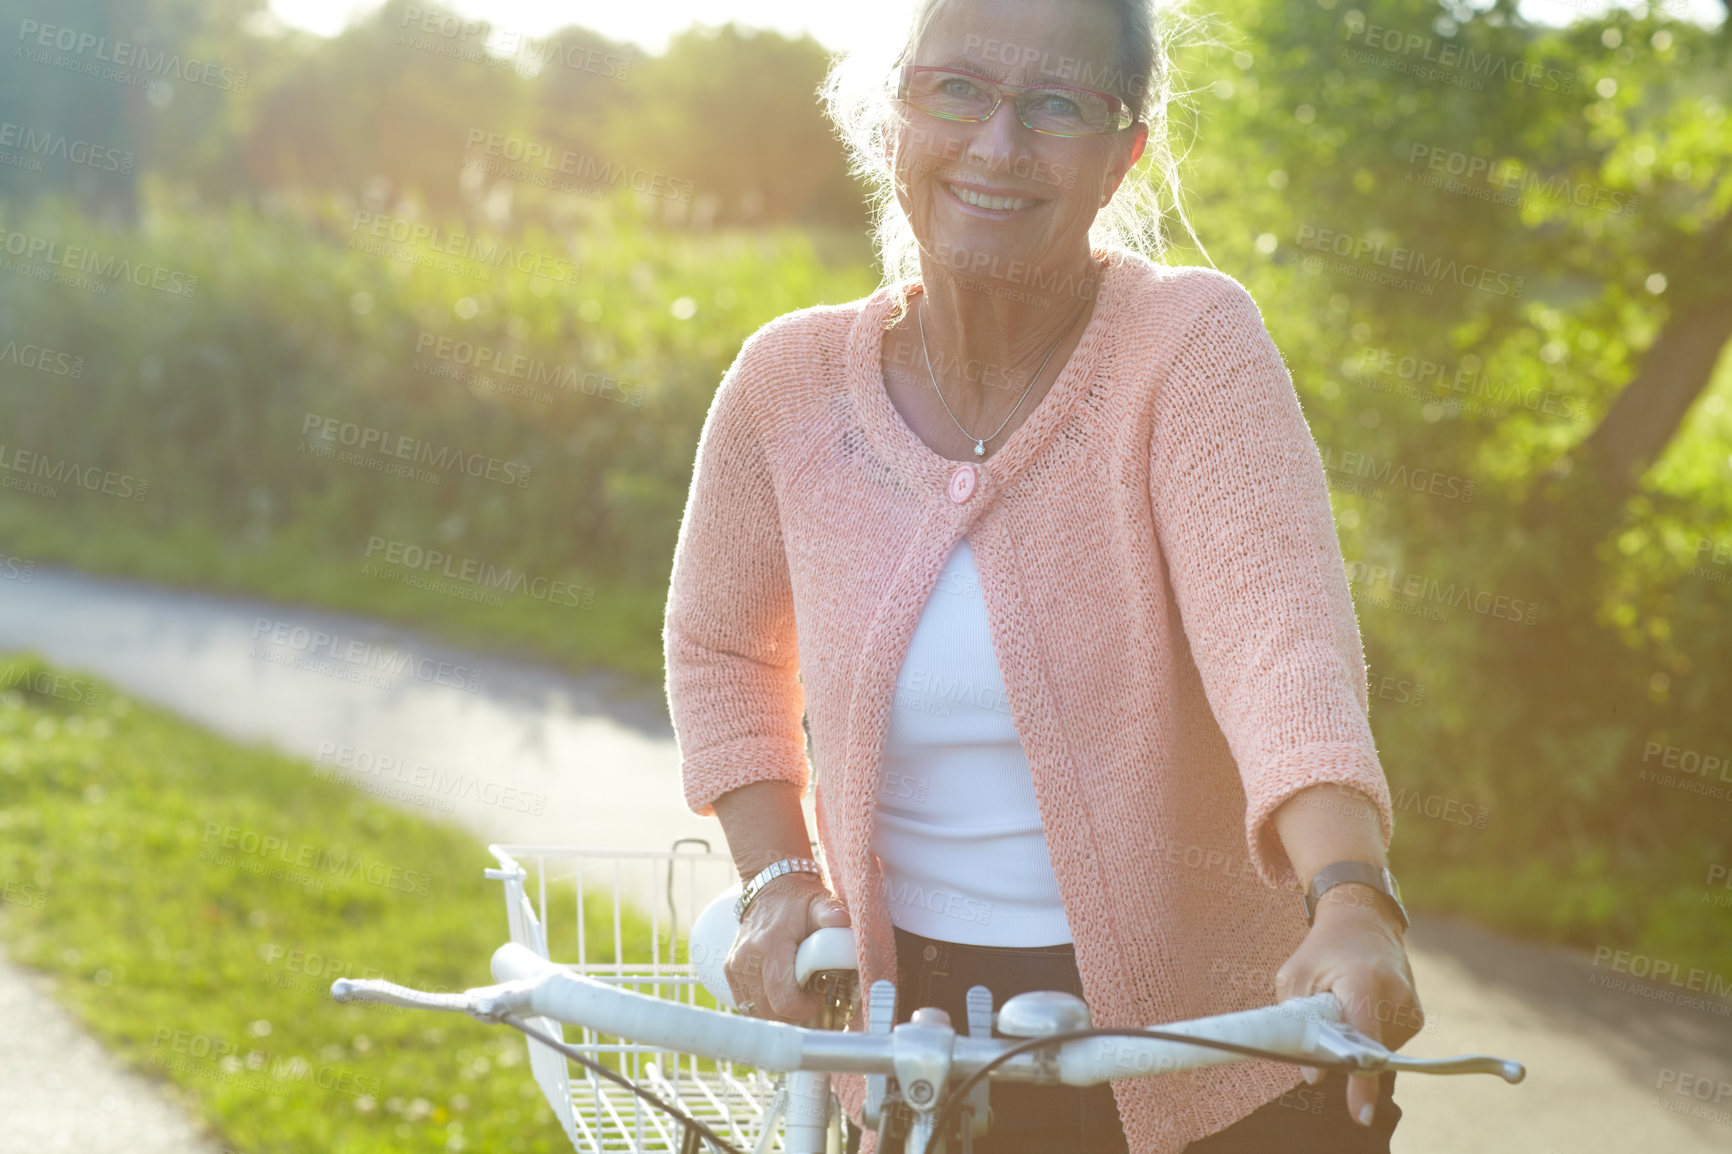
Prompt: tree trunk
<box><xmin>1577</xmin><ymin>298</ymin><xmax>1732</xmax><ymax>499</ymax></box>
<box><xmin>1572</xmin><ymin>223</ymin><xmax>1732</xmax><ymax>505</ymax></box>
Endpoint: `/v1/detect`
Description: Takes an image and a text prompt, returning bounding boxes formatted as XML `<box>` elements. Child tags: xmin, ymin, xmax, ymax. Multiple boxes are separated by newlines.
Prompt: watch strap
<box><xmin>734</xmin><ymin>857</ymin><xmax>823</xmax><ymax>921</ymax></box>
<box><xmin>1303</xmin><ymin>861</ymin><xmax>1409</xmax><ymax>930</ymax></box>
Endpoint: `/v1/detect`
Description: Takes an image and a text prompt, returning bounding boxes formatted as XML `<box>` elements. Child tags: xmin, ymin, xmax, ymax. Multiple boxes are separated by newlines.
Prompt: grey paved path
<box><xmin>0</xmin><ymin>945</ymin><xmax>226</xmax><ymax>1154</ymax></box>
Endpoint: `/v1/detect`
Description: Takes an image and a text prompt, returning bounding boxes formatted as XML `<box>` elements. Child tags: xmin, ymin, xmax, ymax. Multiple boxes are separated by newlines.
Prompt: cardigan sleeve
<box><xmin>1149</xmin><ymin>273</ymin><xmax>1393</xmax><ymax>890</ymax></box>
<box><xmin>663</xmin><ymin>324</ymin><xmax>810</xmax><ymax>817</ymax></box>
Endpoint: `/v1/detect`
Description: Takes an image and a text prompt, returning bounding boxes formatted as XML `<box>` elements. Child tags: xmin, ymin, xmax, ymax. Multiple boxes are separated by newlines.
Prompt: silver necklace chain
<box><xmin>916</xmin><ymin>292</ymin><xmax>1081</xmax><ymax>459</ymax></box>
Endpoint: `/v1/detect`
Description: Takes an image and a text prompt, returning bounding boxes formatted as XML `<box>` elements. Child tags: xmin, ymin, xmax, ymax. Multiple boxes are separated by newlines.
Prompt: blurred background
<box><xmin>0</xmin><ymin>0</ymin><xmax>1728</xmax><ymax>1151</ymax></box>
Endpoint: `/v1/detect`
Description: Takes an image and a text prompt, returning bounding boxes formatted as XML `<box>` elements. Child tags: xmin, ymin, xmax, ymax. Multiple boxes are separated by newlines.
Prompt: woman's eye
<box><xmin>1037</xmin><ymin>94</ymin><xmax>1082</xmax><ymax>117</ymax></box>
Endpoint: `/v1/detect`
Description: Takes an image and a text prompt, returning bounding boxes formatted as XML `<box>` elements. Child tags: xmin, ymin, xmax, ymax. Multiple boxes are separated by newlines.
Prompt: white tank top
<box><xmin>870</xmin><ymin>538</ymin><xmax>1072</xmax><ymax>946</ymax></box>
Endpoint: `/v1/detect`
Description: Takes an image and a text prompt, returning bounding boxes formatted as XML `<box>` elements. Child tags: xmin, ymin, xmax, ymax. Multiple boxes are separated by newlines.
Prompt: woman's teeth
<box><xmin>947</xmin><ymin>183</ymin><xmax>1034</xmax><ymax>211</ymax></box>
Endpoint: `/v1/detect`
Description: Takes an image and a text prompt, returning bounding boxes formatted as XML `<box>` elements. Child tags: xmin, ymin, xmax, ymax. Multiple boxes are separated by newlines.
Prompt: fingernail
<box><xmin>1303</xmin><ymin>1066</ymin><xmax>1321</xmax><ymax>1085</ymax></box>
<box><xmin>1357</xmin><ymin>1103</ymin><xmax>1375</xmax><ymax>1127</ymax></box>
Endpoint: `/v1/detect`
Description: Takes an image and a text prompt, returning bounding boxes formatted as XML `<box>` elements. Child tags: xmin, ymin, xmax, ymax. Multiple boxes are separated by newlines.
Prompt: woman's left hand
<box><xmin>1273</xmin><ymin>885</ymin><xmax>1424</xmax><ymax>1128</ymax></box>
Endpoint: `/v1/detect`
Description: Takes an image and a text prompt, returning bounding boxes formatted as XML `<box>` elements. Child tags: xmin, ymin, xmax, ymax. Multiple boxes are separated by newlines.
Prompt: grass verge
<box><xmin>0</xmin><ymin>652</ymin><xmax>676</xmax><ymax>1154</ymax></box>
<box><xmin>0</xmin><ymin>504</ymin><xmax>668</xmax><ymax>688</ymax></box>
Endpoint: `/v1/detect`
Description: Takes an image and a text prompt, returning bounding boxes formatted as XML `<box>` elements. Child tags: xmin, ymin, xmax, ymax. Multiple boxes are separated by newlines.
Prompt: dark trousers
<box><xmin>843</xmin><ymin>927</ymin><xmax>1401</xmax><ymax>1153</ymax></box>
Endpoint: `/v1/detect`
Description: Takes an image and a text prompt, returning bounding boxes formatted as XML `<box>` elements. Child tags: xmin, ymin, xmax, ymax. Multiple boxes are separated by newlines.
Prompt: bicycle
<box><xmin>329</xmin><ymin>843</ymin><xmax>1525</xmax><ymax>1153</ymax></box>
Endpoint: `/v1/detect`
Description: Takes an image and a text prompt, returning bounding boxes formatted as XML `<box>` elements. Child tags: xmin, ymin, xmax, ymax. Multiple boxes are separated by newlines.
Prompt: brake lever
<box><xmin>1309</xmin><ymin>1020</ymin><xmax>1525</xmax><ymax>1084</ymax></box>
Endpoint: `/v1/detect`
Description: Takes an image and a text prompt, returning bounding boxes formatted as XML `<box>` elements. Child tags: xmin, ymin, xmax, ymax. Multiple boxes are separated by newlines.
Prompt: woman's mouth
<box><xmin>945</xmin><ymin>182</ymin><xmax>1039</xmax><ymax>213</ymax></box>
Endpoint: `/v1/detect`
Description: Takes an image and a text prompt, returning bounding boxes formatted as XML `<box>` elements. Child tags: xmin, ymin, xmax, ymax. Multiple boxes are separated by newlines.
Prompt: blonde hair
<box><xmin>817</xmin><ymin>0</ymin><xmax>1207</xmax><ymax>295</ymax></box>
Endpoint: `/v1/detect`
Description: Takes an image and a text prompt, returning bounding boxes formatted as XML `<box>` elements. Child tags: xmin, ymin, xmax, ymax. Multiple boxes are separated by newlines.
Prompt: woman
<box><xmin>663</xmin><ymin>0</ymin><xmax>1423</xmax><ymax>1150</ymax></box>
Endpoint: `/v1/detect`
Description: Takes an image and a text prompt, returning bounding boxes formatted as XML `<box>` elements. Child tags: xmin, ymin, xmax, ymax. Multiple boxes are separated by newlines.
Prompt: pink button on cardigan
<box><xmin>663</xmin><ymin>247</ymin><xmax>1395</xmax><ymax>1153</ymax></box>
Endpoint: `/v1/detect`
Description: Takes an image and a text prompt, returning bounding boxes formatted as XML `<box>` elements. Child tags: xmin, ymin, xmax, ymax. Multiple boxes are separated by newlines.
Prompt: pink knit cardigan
<box><xmin>663</xmin><ymin>246</ymin><xmax>1395</xmax><ymax>1153</ymax></box>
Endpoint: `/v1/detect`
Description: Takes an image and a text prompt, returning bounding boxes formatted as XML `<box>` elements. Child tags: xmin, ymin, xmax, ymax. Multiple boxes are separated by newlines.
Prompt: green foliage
<box><xmin>0</xmin><ymin>191</ymin><xmax>877</xmax><ymax>680</ymax></box>
<box><xmin>1156</xmin><ymin>0</ymin><xmax>1732</xmax><ymax>909</ymax></box>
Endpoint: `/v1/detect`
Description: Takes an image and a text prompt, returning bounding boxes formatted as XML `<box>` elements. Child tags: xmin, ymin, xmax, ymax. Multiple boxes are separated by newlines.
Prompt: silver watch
<box><xmin>734</xmin><ymin>857</ymin><xmax>823</xmax><ymax>920</ymax></box>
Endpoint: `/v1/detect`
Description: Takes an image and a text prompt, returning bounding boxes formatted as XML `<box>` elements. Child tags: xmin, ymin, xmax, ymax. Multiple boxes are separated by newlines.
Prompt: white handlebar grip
<box><xmin>490</xmin><ymin>943</ymin><xmax>807</xmax><ymax>1071</ymax></box>
<box><xmin>793</xmin><ymin>926</ymin><xmax>858</xmax><ymax>986</ymax></box>
<box><xmin>1058</xmin><ymin>992</ymin><xmax>1343</xmax><ymax>1086</ymax></box>
<box><xmin>688</xmin><ymin>887</ymin><xmax>857</xmax><ymax>1009</ymax></box>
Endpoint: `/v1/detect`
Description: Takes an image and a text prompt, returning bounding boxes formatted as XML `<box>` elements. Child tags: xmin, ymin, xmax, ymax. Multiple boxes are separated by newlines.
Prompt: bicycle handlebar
<box><xmin>329</xmin><ymin>942</ymin><xmax>1525</xmax><ymax>1087</ymax></box>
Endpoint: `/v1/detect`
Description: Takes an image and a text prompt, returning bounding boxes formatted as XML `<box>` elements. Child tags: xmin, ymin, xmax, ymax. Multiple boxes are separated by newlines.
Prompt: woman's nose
<box><xmin>964</xmin><ymin>95</ymin><xmax>1028</xmax><ymax>170</ymax></box>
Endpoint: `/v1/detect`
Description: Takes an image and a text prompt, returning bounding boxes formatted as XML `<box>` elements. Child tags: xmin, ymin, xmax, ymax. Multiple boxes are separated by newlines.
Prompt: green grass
<box><xmin>0</xmin><ymin>504</ymin><xmax>669</xmax><ymax>689</ymax></box>
<box><xmin>0</xmin><ymin>652</ymin><xmax>674</xmax><ymax>1153</ymax></box>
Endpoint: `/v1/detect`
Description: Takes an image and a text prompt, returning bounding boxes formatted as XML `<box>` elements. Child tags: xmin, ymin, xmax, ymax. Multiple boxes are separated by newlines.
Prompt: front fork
<box><xmin>781</xmin><ymin>971</ymin><xmax>859</xmax><ymax>1154</ymax></box>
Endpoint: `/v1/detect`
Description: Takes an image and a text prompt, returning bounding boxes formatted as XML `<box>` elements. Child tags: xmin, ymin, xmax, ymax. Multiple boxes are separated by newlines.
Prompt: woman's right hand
<box><xmin>725</xmin><ymin>874</ymin><xmax>852</xmax><ymax>1023</ymax></box>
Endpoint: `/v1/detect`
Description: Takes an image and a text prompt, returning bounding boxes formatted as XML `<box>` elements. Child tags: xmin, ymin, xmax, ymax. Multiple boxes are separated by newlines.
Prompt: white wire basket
<box><xmin>484</xmin><ymin>841</ymin><xmax>795</xmax><ymax>1153</ymax></box>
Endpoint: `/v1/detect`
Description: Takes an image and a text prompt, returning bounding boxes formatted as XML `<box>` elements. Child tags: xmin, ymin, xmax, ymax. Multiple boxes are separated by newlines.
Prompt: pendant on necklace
<box><xmin>973</xmin><ymin>440</ymin><xmax>986</xmax><ymax>457</ymax></box>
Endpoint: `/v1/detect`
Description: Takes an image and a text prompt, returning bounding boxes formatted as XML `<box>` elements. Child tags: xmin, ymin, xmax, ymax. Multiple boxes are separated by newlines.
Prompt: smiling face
<box><xmin>889</xmin><ymin>0</ymin><xmax>1148</xmax><ymax>282</ymax></box>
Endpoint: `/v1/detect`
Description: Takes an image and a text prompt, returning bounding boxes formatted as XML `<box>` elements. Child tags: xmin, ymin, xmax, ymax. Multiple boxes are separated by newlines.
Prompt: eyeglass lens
<box><xmin>905</xmin><ymin>70</ymin><xmax>1116</xmax><ymax>135</ymax></box>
